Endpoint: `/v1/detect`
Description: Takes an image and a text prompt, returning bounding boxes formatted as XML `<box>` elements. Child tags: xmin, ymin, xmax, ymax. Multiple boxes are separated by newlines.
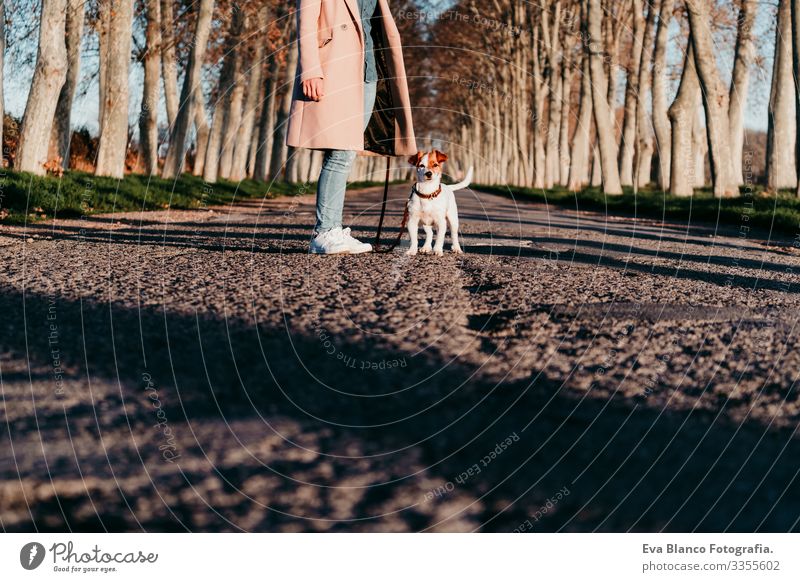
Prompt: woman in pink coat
<box><xmin>286</xmin><ymin>0</ymin><xmax>417</xmax><ymax>254</ymax></box>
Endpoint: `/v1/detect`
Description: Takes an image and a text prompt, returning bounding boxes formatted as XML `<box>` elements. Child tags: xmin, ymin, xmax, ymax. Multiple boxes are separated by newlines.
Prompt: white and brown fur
<box><xmin>406</xmin><ymin>150</ymin><xmax>473</xmax><ymax>256</ymax></box>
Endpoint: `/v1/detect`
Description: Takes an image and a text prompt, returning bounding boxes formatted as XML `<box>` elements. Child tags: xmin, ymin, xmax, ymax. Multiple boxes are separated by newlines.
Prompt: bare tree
<box><xmin>162</xmin><ymin>0</ymin><xmax>214</xmax><ymax>179</ymax></box>
<box><xmin>542</xmin><ymin>0</ymin><xmax>563</xmax><ymax>188</ymax></box>
<box><xmin>269</xmin><ymin>25</ymin><xmax>298</xmax><ymax>181</ymax></box>
<box><xmin>767</xmin><ymin>0</ymin><xmax>797</xmax><ymax>191</ymax></box>
<box><xmin>95</xmin><ymin>0</ymin><xmax>134</xmax><ymax>178</ymax></box>
<box><xmin>619</xmin><ymin>0</ymin><xmax>645</xmax><ymax>186</ymax></box>
<box><xmin>230</xmin><ymin>6</ymin><xmax>269</xmax><ymax>182</ymax></box>
<box><xmin>635</xmin><ymin>0</ymin><xmax>659</xmax><ymax>188</ymax></box>
<box><xmin>652</xmin><ymin>0</ymin><xmax>674</xmax><ymax>190</ymax></box>
<box><xmin>48</xmin><ymin>0</ymin><xmax>83</xmax><ymax>170</ymax></box>
<box><xmin>204</xmin><ymin>5</ymin><xmax>245</xmax><ymax>183</ymax></box>
<box><xmin>0</xmin><ymin>1</ymin><xmax>6</xmax><ymax>166</ymax></box>
<box><xmin>160</xmin><ymin>0</ymin><xmax>179</xmax><ymax>129</ymax></box>
<box><xmin>139</xmin><ymin>0</ymin><xmax>162</xmax><ymax>175</ymax></box>
<box><xmin>668</xmin><ymin>39</ymin><xmax>700</xmax><ymax>196</ymax></box>
<box><xmin>686</xmin><ymin>0</ymin><xmax>738</xmax><ymax>197</ymax></box>
<box><xmin>793</xmin><ymin>0</ymin><xmax>800</xmax><ymax>196</ymax></box>
<box><xmin>253</xmin><ymin>49</ymin><xmax>280</xmax><ymax>182</ymax></box>
<box><xmin>728</xmin><ymin>0</ymin><xmax>758</xmax><ymax>186</ymax></box>
<box><xmin>192</xmin><ymin>84</ymin><xmax>211</xmax><ymax>176</ymax></box>
<box><xmin>559</xmin><ymin>58</ymin><xmax>574</xmax><ymax>185</ymax></box>
<box><xmin>586</xmin><ymin>0</ymin><xmax>622</xmax><ymax>194</ymax></box>
<box><xmin>532</xmin><ymin>23</ymin><xmax>547</xmax><ymax>189</ymax></box>
<box><xmin>568</xmin><ymin>54</ymin><xmax>592</xmax><ymax>191</ymax></box>
<box><xmin>218</xmin><ymin>10</ymin><xmax>248</xmax><ymax>180</ymax></box>
<box><xmin>16</xmin><ymin>0</ymin><xmax>68</xmax><ymax>175</ymax></box>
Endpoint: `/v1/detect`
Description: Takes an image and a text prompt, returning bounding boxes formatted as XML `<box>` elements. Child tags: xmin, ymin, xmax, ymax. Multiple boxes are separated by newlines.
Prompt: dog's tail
<box><xmin>449</xmin><ymin>166</ymin><xmax>474</xmax><ymax>192</ymax></box>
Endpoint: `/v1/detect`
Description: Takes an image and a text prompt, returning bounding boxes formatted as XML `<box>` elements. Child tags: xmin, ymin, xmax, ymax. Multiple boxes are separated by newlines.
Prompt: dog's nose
<box><xmin>425</xmin><ymin>171</ymin><xmax>433</xmax><ymax>178</ymax></box>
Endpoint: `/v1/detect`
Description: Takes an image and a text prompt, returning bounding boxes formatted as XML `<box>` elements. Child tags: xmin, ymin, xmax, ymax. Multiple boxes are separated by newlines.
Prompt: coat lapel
<box><xmin>342</xmin><ymin>0</ymin><xmax>363</xmax><ymax>44</ymax></box>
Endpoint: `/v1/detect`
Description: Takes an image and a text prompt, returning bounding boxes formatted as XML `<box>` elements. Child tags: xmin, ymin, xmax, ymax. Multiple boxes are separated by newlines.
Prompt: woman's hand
<box><xmin>302</xmin><ymin>78</ymin><xmax>325</xmax><ymax>101</ymax></box>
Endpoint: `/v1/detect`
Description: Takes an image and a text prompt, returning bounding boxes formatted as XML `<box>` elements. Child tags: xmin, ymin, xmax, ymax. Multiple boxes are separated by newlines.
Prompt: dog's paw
<box><xmin>420</xmin><ymin>246</ymin><xmax>432</xmax><ymax>254</ymax></box>
<box><xmin>405</xmin><ymin>248</ymin><xmax>418</xmax><ymax>256</ymax></box>
<box><xmin>434</xmin><ymin>248</ymin><xmax>444</xmax><ymax>257</ymax></box>
<box><xmin>451</xmin><ymin>247</ymin><xmax>464</xmax><ymax>254</ymax></box>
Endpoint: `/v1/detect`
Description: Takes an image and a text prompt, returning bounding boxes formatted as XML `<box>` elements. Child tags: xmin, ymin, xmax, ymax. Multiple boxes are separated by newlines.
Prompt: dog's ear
<box><xmin>408</xmin><ymin>151</ymin><xmax>423</xmax><ymax>166</ymax></box>
<box><xmin>433</xmin><ymin>150</ymin><xmax>449</xmax><ymax>164</ymax></box>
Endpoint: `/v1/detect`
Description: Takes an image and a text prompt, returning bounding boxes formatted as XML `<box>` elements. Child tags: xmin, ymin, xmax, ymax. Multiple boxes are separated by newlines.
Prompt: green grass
<box><xmin>7</xmin><ymin>168</ymin><xmax>799</xmax><ymax>238</ymax></box>
<box><xmin>0</xmin><ymin>168</ymin><xmax>396</xmax><ymax>225</ymax></box>
<box><xmin>476</xmin><ymin>183</ymin><xmax>800</xmax><ymax>237</ymax></box>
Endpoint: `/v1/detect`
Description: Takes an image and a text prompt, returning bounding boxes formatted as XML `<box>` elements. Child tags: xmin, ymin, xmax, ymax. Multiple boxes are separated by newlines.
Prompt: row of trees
<box><xmin>5</xmin><ymin>0</ymin><xmax>313</xmax><ymax>183</ymax></box>
<box><xmin>5</xmin><ymin>0</ymin><xmax>796</xmax><ymax>197</ymax></box>
<box><xmin>424</xmin><ymin>0</ymin><xmax>795</xmax><ymax>197</ymax></box>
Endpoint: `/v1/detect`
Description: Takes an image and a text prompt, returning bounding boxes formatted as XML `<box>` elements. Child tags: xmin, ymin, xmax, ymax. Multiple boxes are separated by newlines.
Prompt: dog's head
<box><xmin>408</xmin><ymin>150</ymin><xmax>448</xmax><ymax>184</ymax></box>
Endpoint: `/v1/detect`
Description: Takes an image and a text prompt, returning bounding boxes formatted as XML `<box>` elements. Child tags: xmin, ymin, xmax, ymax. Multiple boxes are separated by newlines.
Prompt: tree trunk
<box><xmin>568</xmin><ymin>55</ymin><xmax>592</xmax><ymax>191</ymax></box>
<box><xmin>687</xmin><ymin>0</ymin><xmax>738</xmax><ymax>197</ymax></box>
<box><xmin>635</xmin><ymin>0</ymin><xmax>659</xmax><ymax>188</ymax></box>
<box><xmin>767</xmin><ymin>0</ymin><xmax>797</xmax><ymax>191</ymax></box>
<box><xmin>269</xmin><ymin>37</ymin><xmax>298</xmax><ymax>181</ymax></box>
<box><xmin>96</xmin><ymin>0</ymin><xmax>134</xmax><ymax>178</ymax></box>
<box><xmin>531</xmin><ymin>25</ymin><xmax>547</xmax><ymax>189</ymax></box>
<box><xmin>48</xmin><ymin>0</ymin><xmax>83</xmax><ymax>170</ymax></box>
<box><xmin>162</xmin><ymin>0</ymin><xmax>214</xmax><ymax>179</ymax></box>
<box><xmin>0</xmin><ymin>1</ymin><xmax>4</xmax><ymax>166</ymax></box>
<box><xmin>230</xmin><ymin>59</ymin><xmax>263</xmax><ymax>181</ymax></box>
<box><xmin>139</xmin><ymin>0</ymin><xmax>161</xmax><ymax>175</ymax></box>
<box><xmin>192</xmin><ymin>84</ymin><xmax>210</xmax><ymax>176</ymax></box>
<box><xmin>668</xmin><ymin>39</ymin><xmax>700</xmax><ymax>196</ymax></box>
<box><xmin>16</xmin><ymin>0</ymin><xmax>68</xmax><ymax>175</ymax></box>
<box><xmin>253</xmin><ymin>55</ymin><xmax>279</xmax><ymax>182</ymax></box>
<box><xmin>543</xmin><ymin>2</ymin><xmax>562</xmax><ymax>189</ymax></box>
<box><xmin>692</xmin><ymin>108</ymin><xmax>707</xmax><ymax>187</ymax></box>
<box><xmin>728</xmin><ymin>0</ymin><xmax>758</xmax><ymax>186</ymax></box>
<box><xmin>97</xmin><ymin>0</ymin><xmax>108</xmax><ymax>125</ymax></box>
<box><xmin>586</xmin><ymin>0</ymin><xmax>622</xmax><ymax>194</ymax></box>
<box><xmin>247</xmin><ymin>69</ymin><xmax>267</xmax><ymax>179</ymax></box>
<box><xmin>230</xmin><ymin>6</ymin><xmax>269</xmax><ymax>182</ymax></box>
<box><xmin>160</xmin><ymin>0</ymin><xmax>179</xmax><ymax>129</ymax></box>
<box><xmin>559</xmin><ymin>59</ymin><xmax>573</xmax><ymax>185</ymax></box>
<box><xmin>591</xmin><ymin>138</ymin><xmax>602</xmax><ymax>186</ymax></box>
<box><xmin>652</xmin><ymin>0</ymin><xmax>674</xmax><ymax>190</ymax></box>
<box><xmin>218</xmin><ymin>21</ymin><xmax>247</xmax><ymax>180</ymax></box>
<box><xmin>204</xmin><ymin>5</ymin><xmax>245</xmax><ymax>183</ymax></box>
<box><xmin>619</xmin><ymin>0</ymin><xmax>645</xmax><ymax>186</ymax></box>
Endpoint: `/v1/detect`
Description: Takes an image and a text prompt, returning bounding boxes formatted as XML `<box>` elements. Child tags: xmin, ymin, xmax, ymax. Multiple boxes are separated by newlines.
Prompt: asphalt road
<box><xmin>2</xmin><ymin>183</ymin><xmax>800</xmax><ymax>532</ymax></box>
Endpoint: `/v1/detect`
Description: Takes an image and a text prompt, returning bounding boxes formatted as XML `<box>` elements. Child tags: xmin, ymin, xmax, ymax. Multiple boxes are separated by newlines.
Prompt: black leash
<box><xmin>373</xmin><ymin>157</ymin><xmax>409</xmax><ymax>253</ymax></box>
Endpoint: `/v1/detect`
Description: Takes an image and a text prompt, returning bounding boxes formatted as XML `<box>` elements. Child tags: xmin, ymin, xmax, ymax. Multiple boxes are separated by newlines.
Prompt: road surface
<box><xmin>2</xmin><ymin>184</ymin><xmax>800</xmax><ymax>532</ymax></box>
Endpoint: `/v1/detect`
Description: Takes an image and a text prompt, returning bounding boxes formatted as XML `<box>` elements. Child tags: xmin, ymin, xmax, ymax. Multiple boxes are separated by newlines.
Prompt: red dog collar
<box><xmin>413</xmin><ymin>184</ymin><xmax>443</xmax><ymax>199</ymax></box>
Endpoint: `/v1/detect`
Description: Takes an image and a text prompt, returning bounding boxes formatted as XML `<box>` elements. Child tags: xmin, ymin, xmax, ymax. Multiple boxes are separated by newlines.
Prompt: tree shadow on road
<box><xmin>2</xmin><ymin>285</ymin><xmax>800</xmax><ymax>532</ymax></box>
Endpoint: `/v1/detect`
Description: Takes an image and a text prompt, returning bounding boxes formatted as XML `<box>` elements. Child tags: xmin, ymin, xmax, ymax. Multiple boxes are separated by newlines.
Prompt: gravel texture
<box><xmin>2</xmin><ymin>184</ymin><xmax>800</xmax><ymax>532</ymax></box>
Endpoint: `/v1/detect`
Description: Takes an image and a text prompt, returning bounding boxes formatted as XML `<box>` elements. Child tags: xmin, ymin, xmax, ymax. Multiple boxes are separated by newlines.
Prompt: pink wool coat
<box><xmin>285</xmin><ymin>0</ymin><xmax>417</xmax><ymax>156</ymax></box>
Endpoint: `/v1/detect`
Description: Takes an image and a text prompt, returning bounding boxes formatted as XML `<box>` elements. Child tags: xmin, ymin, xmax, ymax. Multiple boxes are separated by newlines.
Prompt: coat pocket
<box><xmin>318</xmin><ymin>28</ymin><xmax>333</xmax><ymax>48</ymax></box>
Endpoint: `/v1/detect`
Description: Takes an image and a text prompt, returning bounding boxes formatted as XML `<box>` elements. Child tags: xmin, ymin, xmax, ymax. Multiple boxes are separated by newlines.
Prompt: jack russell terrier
<box><xmin>406</xmin><ymin>150</ymin><xmax>473</xmax><ymax>256</ymax></box>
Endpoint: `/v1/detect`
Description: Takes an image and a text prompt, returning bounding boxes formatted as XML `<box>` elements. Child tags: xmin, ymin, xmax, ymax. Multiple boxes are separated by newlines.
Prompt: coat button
<box><xmin>341</xmin><ymin>24</ymin><xmax>348</xmax><ymax>30</ymax></box>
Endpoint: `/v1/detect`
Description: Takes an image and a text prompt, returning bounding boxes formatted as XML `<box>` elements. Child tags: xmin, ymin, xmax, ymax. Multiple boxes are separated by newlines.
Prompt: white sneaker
<box><xmin>309</xmin><ymin>227</ymin><xmax>373</xmax><ymax>255</ymax></box>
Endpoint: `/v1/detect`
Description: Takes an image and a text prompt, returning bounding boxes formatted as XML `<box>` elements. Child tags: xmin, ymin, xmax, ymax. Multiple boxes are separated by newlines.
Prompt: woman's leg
<box><xmin>314</xmin><ymin>82</ymin><xmax>378</xmax><ymax>234</ymax></box>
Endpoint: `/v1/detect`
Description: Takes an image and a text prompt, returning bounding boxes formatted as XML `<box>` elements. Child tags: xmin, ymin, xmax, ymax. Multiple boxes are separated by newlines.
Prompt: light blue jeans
<box><xmin>315</xmin><ymin>81</ymin><xmax>377</xmax><ymax>234</ymax></box>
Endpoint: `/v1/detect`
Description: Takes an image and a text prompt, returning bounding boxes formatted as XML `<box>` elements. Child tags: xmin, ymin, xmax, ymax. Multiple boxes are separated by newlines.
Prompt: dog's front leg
<box><xmin>433</xmin><ymin>217</ymin><xmax>447</xmax><ymax>256</ymax></box>
<box><xmin>420</xmin><ymin>225</ymin><xmax>434</xmax><ymax>253</ymax></box>
<box><xmin>406</xmin><ymin>216</ymin><xmax>420</xmax><ymax>256</ymax></box>
<box><xmin>447</xmin><ymin>207</ymin><xmax>463</xmax><ymax>254</ymax></box>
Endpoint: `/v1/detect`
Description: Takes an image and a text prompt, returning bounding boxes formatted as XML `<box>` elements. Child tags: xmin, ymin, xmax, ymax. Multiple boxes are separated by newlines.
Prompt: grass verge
<box><xmin>0</xmin><ymin>168</ymin><xmax>395</xmax><ymax>225</ymax></box>
<box><xmin>475</xmin><ymin>183</ymin><xmax>800</xmax><ymax>238</ymax></box>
